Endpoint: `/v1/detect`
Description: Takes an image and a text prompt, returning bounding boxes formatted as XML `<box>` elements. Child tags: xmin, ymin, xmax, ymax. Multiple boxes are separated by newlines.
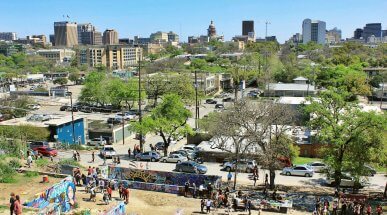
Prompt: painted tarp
<box><xmin>24</xmin><ymin>176</ymin><xmax>76</xmax><ymax>213</ymax></box>
<box><xmin>101</xmin><ymin>202</ymin><xmax>126</xmax><ymax>215</ymax></box>
<box><xmin>38</xmin><ymin>203</ymin><xmax>61</xmax><ymax>215</ymax></box>
<box><xmin>108</xmin><ymin>166</ymin><xmax>222</xmax><ymax>187</ymax></box>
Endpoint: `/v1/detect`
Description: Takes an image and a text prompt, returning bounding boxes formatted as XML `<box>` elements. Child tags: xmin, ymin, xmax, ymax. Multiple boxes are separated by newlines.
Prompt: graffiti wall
<box><xmin>24</xmin><ymin>176</ymin><xmax>76</xmax><ymax>213</ymax></box>
<box><xmin>108</xmin><ymin>166</ymin><xmax>222</xmax><ymax>187</ymax></box>
<box><xmin>101</xmin><ymin>202</ymin><xmax>126</xmax><ymax>215</ymax></box>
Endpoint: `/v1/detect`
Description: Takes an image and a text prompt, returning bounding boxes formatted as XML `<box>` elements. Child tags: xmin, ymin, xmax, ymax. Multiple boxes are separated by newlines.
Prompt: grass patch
<box><xmin>293</xmin><ymin>157</ymin><xmax>321</xmax><ymax>165</ymax></box>
<box><xmin>35</xmin><ymin>158</ymin><xmax>49</xmax><ymax>168</ymax></box>
<box><xmin>24</xmin><ymin>171</ymin><xmax>39</xmax><ymax>177</ymax></box>
<box><xmin>58</xmin><ymin>158</ymin><xmax>82</xmax><ymax>168</ymax></box>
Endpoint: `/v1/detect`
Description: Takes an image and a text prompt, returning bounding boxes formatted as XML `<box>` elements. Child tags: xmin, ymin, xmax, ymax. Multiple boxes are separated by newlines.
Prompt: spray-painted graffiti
<box><xmin>24</xmin><ymin>176</ymin><xmax>76</xmax><ymax>213</ymax></box>
<box><xmin>108</xmin><ymin>166</ymin><xmax>222</xmax><ymax>187</ymax></box>
<box><xmin>101</xmin><ymin>202</ymin><xmax>126</xmax><ymax>215</ymax></box>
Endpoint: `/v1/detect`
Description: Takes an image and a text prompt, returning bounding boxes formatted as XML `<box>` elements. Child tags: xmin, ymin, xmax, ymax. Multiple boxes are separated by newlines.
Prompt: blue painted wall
<box><xmin>54</xmin><ymin>118</ymin><xmax>85</xmax><ymax>144</ymax></box>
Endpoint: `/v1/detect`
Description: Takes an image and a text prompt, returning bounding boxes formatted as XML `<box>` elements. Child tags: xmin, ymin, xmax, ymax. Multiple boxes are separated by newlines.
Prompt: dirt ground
<box><xmin>0</xmin><ymin>174</ymin><xmax>308</xmax><ymax>215</ymax></box>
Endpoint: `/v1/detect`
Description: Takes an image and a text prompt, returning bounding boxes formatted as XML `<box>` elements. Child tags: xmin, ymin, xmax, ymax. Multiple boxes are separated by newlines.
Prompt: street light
<box><xmin>66</xmin><ymin>91</ymin><xmax>76</xmax><ymax>145</ymax></box>
<box><xmin>138</xmin><ymin>58</ymin><xmax>144</xmax><ymax>152</ymax></box>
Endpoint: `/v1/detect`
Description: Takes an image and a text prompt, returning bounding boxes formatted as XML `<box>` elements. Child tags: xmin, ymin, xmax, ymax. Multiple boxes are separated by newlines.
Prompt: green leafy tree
<box><xmin>69</xmin><ymin>72</ymin><xmax>80</xmax><ymax>83</ymax></box>
<box><xmin>306</xmin><ymin>89</ymin><xmax>387</xmax><ymax>189</ymax></box>
<box><xmin>53</xmin><ymin>77</ymin><xmax>68</xmax><ymax>85</ymax></box>
<box><xmin>132</xmin><ymin>94</ymin><xmax>192</xmax><ymax>156</ymax></box>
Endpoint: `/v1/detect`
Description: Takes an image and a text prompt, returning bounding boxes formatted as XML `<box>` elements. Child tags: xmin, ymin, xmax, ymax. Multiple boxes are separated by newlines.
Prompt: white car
<box><xmin>325</xmin><ymin>173</ymin><xmax>365</xmax><ymax>187</ymax></box>
<box><xmin>87</xmin><ymin>138</ymin><xmax>107</xmax><ymax>146</ymax></box>
<box><xmin>161</xmin><ymin>154</ymin><xmax>188</xmax><ymax>163</ymax></box>
<box><xmin>116</xmin><ymin>112</ymin><xmax>136</xmax><ymax>121</ymax></box>
<box><xmin>27</xmin><ymin>104</ymin><xmax>41</xmax><ymax>110</ymax></box>
<box><xmin>282</xmin><ymin>165</ymin><xmax>314</xmax><ymax>177</ymax></box>
<box><xmin>180</xmin><ymin>144</ymin><xmax>199</xmax><ymax>152</ymax></box>
<box><xmin>100</xmin><ymin>146</ymin><xmax>116</xmax><ymax>158</ymax></box>
<box><xmin>307</xmin><ymin>161</ymin><xmax>327</xmax><ymax>173</ymax></box>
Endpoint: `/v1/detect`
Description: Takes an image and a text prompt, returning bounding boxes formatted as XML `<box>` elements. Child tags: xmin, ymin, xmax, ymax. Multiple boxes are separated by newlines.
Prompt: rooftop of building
<box><xmin>0</xmin><ymin>114</ymin><xmax>83</xmax><ymax>127</ymax></box>
<box><xmin>277</xmin><ymin>97</ymin><xmax>311</xmax><ymax>105</ymax></box>
<box><xmin>293</xmin><ymin>76</ymin><xmax>308</xmax><ymax>81</ymax></box>
<box><xmin>266</xmin><ymin>83</ymin><xmax>316</xmax><ymax>91</ymax></box>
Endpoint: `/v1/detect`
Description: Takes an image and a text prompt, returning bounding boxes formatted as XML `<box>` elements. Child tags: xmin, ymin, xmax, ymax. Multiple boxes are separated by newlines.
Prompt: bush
<box><xmin>25</xmin><ymin>171</ymin><xmax>39</xmax><ymax>177</ymax></box>
<box><xmin>0</xmin><ymin>162</ymin><xmax>16</xmax><ymax>183</ymax></box>
<box><xmin>8</xmin><ymin>159</ymin><xmax>21</xmax><ymax>168</ymax></box>
<box><xmin>58</xmin><ymin>159</ymin><xmax>82</xmax><ymax>167</ymax></box>
<box><xmin>35</xmin><ymin>158</ymin><xmax>49</xmax><ymax>168</ymax></box>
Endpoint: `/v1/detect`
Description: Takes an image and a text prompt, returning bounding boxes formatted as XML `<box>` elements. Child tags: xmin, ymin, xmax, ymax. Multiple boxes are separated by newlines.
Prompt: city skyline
<box><xmin>0</xmin><ymin>0</ymin><xmax>386</xmax><ymax>43</ymax></box>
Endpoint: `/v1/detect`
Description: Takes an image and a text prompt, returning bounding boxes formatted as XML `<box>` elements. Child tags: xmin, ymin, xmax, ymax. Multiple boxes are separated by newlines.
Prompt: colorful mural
<box><xmin>108</xmin><ymin>166</ymin><xmax>222</xmax><ymax>188</ymax></box>
<box><xmin>24</xmin><ymin>176</ymin><xmax>76</xmax><ymax>213</ymax></box>
<box><xmin>101</xmin><ymin>202</ymin><xmax>126</xmax><ymax>215</ymax></box>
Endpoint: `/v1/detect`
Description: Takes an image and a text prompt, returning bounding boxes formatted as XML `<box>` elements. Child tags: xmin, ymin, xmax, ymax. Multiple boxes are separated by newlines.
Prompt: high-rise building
<box><xmin>77</xmin><ymin>23</ymin><xmax>102</xmax><ymax>45</ymax></box>
<box><xmin>242</xmin><ymin>20</ymin><xmax>254</xmax><ymax>36</ymax></box>
<box><xmin>54</xmin><ymin>21</ymin><xmax>78</xmax><ymax>47</ymax></box>
<box><xmin>302</xmin><ymin>19</ymin><xmax>326</xmax><ymax>45</ymax></box>
<box><xmin>0</xmin><ymin>32</ymin><xmax>17</xmax><ymax>41</ymax></box>
<box><xmin>150</xmin><ymin>31</ymin><xmax>168</xmax><ymax>43</ymax></box>
<box><xmin>49</xmin><ymin>34</ymin><xmax>55</xmax><ymax>46</ymax></box>
<box><xmin>354</xmin><ymin>28</ymin><xmax>363</xmax><ymax>39</ymax></box>
<box><xmin>167</xmin><ymin>31</ymin><xmax>179</xmax><ymax>43</ymax></box>
<box><xmin>362</xmin><ymin>23</ymin><xmax>382</xmax><ymax>41</ymax></box>
<box><xmin>326</xmin><ymin>27</ymin><xmax>342</xmax><ymax>44</ymax></box>
<box><xmin>78</xmin><ymin>45</ymin><xmax>142</xmax><ymax>69</ymax></box>
<box><xmin>103</xmin><ymin>29</ymin><xmax>119</xmax><ymax>45</ymax></box>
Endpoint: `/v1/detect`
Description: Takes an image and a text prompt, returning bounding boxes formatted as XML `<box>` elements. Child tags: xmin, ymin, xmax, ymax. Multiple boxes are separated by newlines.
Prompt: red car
<box><xmin>33</xmin><ymin>147</ymin><xmax>58</xmax><ymax>157</ymax></box>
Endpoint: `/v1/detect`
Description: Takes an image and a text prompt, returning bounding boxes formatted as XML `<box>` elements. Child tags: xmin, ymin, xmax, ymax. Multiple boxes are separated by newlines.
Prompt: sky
<box><xmin>1</xmin><ymin>0</ymin><xmax>386</xmax><ymax>43</ymax></box>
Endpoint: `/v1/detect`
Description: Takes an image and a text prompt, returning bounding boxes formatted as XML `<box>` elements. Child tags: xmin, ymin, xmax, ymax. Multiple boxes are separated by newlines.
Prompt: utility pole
<box><xmin>194</xmin><ymin>70</ymin><xmax>198</xmax><ymax>130</ymax></box>
<box><xmin>265</xmin><ymin>21</ymin><xmax>271</xmax><ymax>41</ymax></box>
<box><xmin>67</xmin><ymin>92</ymin><xmax>76</xmax><ymax>144</ymax></box>
<box><xmin>138</xmin><ymin>59</ymin><xmax>143</xmax><ymax>152</ymax></box>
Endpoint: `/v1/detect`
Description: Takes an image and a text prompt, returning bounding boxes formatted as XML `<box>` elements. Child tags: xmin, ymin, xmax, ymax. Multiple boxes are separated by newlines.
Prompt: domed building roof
<box><xmin>207</xmin><ymin>20</ymin><xmax>217</xmax><ymax>37</ymax></box>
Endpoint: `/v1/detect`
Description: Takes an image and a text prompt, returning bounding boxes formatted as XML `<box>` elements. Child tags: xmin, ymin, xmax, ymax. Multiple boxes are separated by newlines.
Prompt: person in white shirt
<box><xmin>199</xmin><ymin>184</ymin><xmax>204</xmax><ymax>198</ymax></box>
<box><xmin>27</xmin><ymin>155</ymin><xmax>32</xmax><ymax>168</ymax></box>
<box><xmin>206</xmin><ymin>199</ymin><xmax>212</xmax><ymax>213</ymax></box>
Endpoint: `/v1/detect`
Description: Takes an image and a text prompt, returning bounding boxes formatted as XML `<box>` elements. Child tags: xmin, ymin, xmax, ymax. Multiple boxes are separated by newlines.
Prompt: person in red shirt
<box><xmin>87</xmin><ymin>166</ymin><xmax>92</xmax><ymax>175</ymax></box>
<box><xmin>13</xmin><ymin>195</ymin><xmax>22</xmax><ymax>215</ymax></box>
<box><xmin>366</xmin><ymin>204</ymin><xmax>372</xmax><ymax>215</ymax></box>
<box><xmin>376</xmin><ymin>204</ymin><xmax>382</xmax><ymax>215</ymax></box>
<box><xmin>107</xmin><ymin>186</ymin><xmax>112</xmax><ymax>200</ymax></box>
<box><xmin>122</xmin><ymin>187</ymin><xmax>130</xmax><ymax>204</ymax></box>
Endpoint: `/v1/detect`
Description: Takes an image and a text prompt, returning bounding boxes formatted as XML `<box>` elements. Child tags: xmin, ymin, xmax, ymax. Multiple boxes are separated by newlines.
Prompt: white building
<box><xmin>302</xmin><ymin>19</ymin><xmax>326</xmax><ymax>45</ymax></box>
<box><xmin>37</xmin><ymin>49</ymin><xmax>75</xmax><ymax>64</ymax></box>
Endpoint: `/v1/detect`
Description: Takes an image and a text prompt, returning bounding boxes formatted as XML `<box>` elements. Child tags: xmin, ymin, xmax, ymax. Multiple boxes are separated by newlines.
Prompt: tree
<box><xmin>53</xmin><ymin>77</ymin><xmax>68</xmax><ymax>85</ymax></box>
<box><xmin>305</xmin><ymin>89</ymin><xmax>387</xmax><ymax>189</ymax></box>
<box><xmin>131</xmin><ymin>94</ymin><xmax>192</xmax><ymax>156</ymax></box>
<box><xmin>202</xmin><ymin>100</ymin><xmax>295</xmax><ymax>189</ymax></box>
<box><xmin>69</xmin><ymin>72</ymin><xmax>80</xmax><ymax>83</ymax></box>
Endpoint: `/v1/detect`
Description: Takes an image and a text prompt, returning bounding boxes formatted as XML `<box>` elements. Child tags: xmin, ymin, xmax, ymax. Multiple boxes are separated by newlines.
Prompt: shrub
<box><xmin>25</xmin><ymin>171</ymin><xmax>39</xmax><ymax>177</ymax></box>
<box><xmin>35</xmin><ymin>158</ymin><xmax>49</xmax><ymax>168</ymax></box>
<box><xmin>8</xmin><ymin>159</ymin><xmax>21</xmax><ymax>168</ymax></box>
<box><xmin>0</xmin><ymin>162</ymin><xmax>16</xmax><ymax>183</ymax></box>
<box><xmin>58</xmin><ymin>159</ymin><xmax>82</xmax><ymax>167</ymax></box>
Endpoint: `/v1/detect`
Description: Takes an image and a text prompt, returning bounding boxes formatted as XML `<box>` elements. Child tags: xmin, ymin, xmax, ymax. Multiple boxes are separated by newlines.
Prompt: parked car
<box><xmin>282</xmin><ymin>165</ymin><xmax>314</xmax><ymax>177</ymax></box>
<box><xmin>364</xmin><ymin>165</ymin><xmax>377</xmax><ymax>176</ymax></box>
<box><xmin>307</xmin><ymin>161</ymin><xmax>327</xmax><ymax>173</ymax></box>
<box><xmin>180</xmin><ymin>144</ymin><xmax>200</xmax><ymax>152</ymax></box>
<box><xmin>100</xmin><ymin>146</ymin><xmax>116</xmax><ymax>158</ymax></box>
<box><xmin>247</xmin><ymin>92</ymin><xmax>258</xmax><ymax>98</ymax></box>
<box><xmin>27</xmin><ymin>104</ymin><xmax>41</xmax><ymax>110</ymax></box>
<box><xmin>175</xmin><ymin>161</ymin><xmax>207</xmax><ymax>174</ymax></box>
<box><xmin>60</xmin><ymin>105</ymin><xmax>78</xmax><ymax>112</ymax></box>
<box><xmin>107</xmin><ymin>117</ymin><xmax>123</xmax><ymax>124</ymax></box>
<box><xmin>155</xmin><ymin>142</ymin><xmax>165</xmax><ymax>150</ymax></box>
<box><xmin>28</xmin><ymin>141</ymin><xmax>49</xmax><ymax>149</ymax></box>
<box><xmin>222</xmin><ymin>97</ymin><xmax>233</xmax><ymax>102</ymax></box>
<box><xmin>116</xmin><ymin>112</ymin><xmax>136</xmax><ymax>121</ymax></box>
<box><xmin>223</xmin><ymin>159</ymin><xmax>257</xmax><ymax>173</ymax></box>
<box><xmin>87</xmin><ymin>138</ymin><xmax>107</xmax><ymax>146</ymax></box>
<box><xmin>325</xmin><ymin>172</ymin><xmax>365</xmax><ymax>188</ymax></box>
<box><xmin>170</xmin><ymin>150</ymin><xmax>195</xmax><ymax>159</ymax></box>
<box><xmin>80</xmin><ymin>106</ymin><xmax>93</xmax><ymax>113</ymax></box>
<box><xmin>33</xmin><ymin>147</ymin><xmax>58</xmax><ymax>157</ymax></box>
<box><xmin>215</xmin><ymin>104</ymin><xmax>224</xmax><ymax>109</ymax></box>
<box><xmin>30</xmin><ymin>86</ymin><xmax>36</xmax><ymax>91</ymax></box>
<box><xmin>161</xmin><ymin>154</ymin><xmax>188</xmax><ymax>163</ymax></box>
<box><xmin>205</xmin><ymin>99</ymin><xmax>217</xmax><ymax>104</ymax></box>
<box><xmin>135</xmin><ymin>151</ymin><xmax>161</xmax><ymax>162</ymax></box>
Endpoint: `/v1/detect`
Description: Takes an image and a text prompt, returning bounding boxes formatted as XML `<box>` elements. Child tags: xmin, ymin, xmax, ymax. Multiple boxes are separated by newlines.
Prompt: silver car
<box><xmin>161</xmin><ymin>154</ymin><xmax>188</xmax><ymax>163</ymax></box>
<box><xmin>282</xmin><ymin>165</ymin><xmax>314</xmax><ymax>177</ymax></box>
<box><xmin>307</xmin><ymin>161</ymin><xmax>327</xmax><ymax>173</ymax></box>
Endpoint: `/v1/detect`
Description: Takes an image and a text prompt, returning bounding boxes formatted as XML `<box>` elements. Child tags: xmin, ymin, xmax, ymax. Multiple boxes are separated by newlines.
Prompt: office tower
<box><xmin>362</xmin><ymin>23</ymin><xmax>382</xmax><ymax>41</ymax></box>
<box><xmin>77</xmin><ymin>23</ymin><xmax>102</xmax><ymax>45</ymax></box>
<box><xmin>0</xmin><ymin>32</ymin><xmax>17</xmax><ymax>41</ymax></box>
<box><xmin>49</xmin><ymin>34</ymin><xmax>55</xmax><ymax>46</ymax></box>
<box><xmin>242</xmin><ymin>20</ymin><xmax>254</xmax><ymax>36</ymax></box>
<box><xmin>54</xmin><ymin>21</ymin><xmax>78</xmax><ymax>47</ymax></box>
<box><xmin>354</xmin><ymin>28</ymin><xmax>363</xmax><ymax>39</ymax></box>
<box><xmin>103</xmin><ymin>29</ymin><xmax>119</xmax><ymax>45</ymax></box>
<box><xmin>326</xmin><ymin>27</ymin><xmax>342</xmax><ymax>44</ymax></box>
<box><xmin>302</xmin><ymin>19</ymin><xmax>326</xmax><ymax>45</ymax></box>
<box><xmin>167</xmin><ymin>31</ymin><xmax>179</xmax><ymax>43</ymax></box>
<box><xmin>150</xmin><ymin>31</ymin><xmax>168</xmax><ymax>43</ymax></box>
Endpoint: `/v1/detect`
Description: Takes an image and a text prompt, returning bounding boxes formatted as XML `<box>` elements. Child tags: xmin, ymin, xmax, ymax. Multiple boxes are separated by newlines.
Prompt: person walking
<box><xmin>9</xmin><ymin>193</ymin><xmax>15</xmax><ymax>215</ymax></box>
<box><xmin>92</xmin><ymin>152</ymin><xmax>95</xmax><ymax>163</ymax></box>
<box><xmin>192</xmin><ymin>183</ymin><xmax>197</xmax><ymax>198</ymax></box>
<box><xmin>247</xmin><ymin>199</ymin><xmax>252</xmax><ymax>215</ymax></box>
<box><xmin>199</xmin><ymin>184</ymin><xmax>204</xmax><ymax>198</ymax></box>
<box><xmin>13</xmin><ymin>195</ymin><xmax>22</xmax><ymax>215</ymax></box>
<box><xmin>76</xmin><ymin>151</ymin><xmax>80</xmax><ymax>161</ymax></box>
<box><xmin>264</xmin><ymin>173</ymin><xmax>269</xmax><ymax>186</ymax></box>
<box><xmin>123</xmin><ymin>187</ymin><xmax>130</xmax><ymax>204</ymax></box>
<box><xmin>366</xmin><ymin>204</ymin><xmax>372</xmax><ymax>215</ymax></box>
<box><xmin>227</xmin><ymin>171</ymin><xmax>232</xmax><ymax>185</ymax></box>
<box><xmin>128</xmin><ymin>148</ymin><xmax>131</xmax><ymax>158</ymax></box>
<box><xmin>376</xmin><ymin>204</ymin><xmax>383</xmax><ymax>215</ymax></box>
<box><xmin>253</xmin><ymin>174</ymin><xmax>258</xmax><ymax>187</ymax></box>
<box><xmin>200</xmin><ymin>199</ymin><xmax>205</xmax><ymax>213</ymax></box>
<box><xmin>184</xmin><ymin>181</ymin><xmax>190</xmax><ymax>197</ymax></box>
<box><xmin>27</xmin><ymin>154</ymin><xmax>32</xmax><ymax>168</ymax></box>
<box><xmin>103</xmin><ymin>156</ymin><xmax>107</xmax><ymax>166</ymax></box>
<box><xmin>107</xmin><ymin>185</ymin><xmax>112</xmax><ymax>200</ymax></box>
<box><xmin>206</xmin><ymin>198</ymin><xmax>212</xmax><ymax>214</ymax></box>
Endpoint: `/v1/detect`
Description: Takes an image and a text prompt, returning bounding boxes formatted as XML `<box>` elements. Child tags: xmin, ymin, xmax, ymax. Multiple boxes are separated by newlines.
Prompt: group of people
<box><xmin>72</xmin><ymin>150</ymin><xmax>81</xmax><ymax>161</ymax></box>
<box><xmin>9</xmin><ymin>193</ymin><xmax>22</xmax><ymax>215</ymax></box>
<box><xmin>131</xmin><ymin>144</ymin><xmax>141</xmax><ymax>157</ymax></box>
<box><xmin>314</xmin><ymin>197</ymin><xmax>384</xmax><ymax>215</ymax></box>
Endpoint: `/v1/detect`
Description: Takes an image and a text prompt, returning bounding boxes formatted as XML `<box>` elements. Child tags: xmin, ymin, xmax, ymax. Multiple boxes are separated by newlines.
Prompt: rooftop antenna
<box><xmin>265</xmin><ymin>21</ymin><xmax>271</xmax><ymax>40</ymax></box>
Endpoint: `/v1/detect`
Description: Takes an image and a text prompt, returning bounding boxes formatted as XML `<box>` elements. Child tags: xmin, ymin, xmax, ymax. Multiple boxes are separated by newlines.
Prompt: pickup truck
<box><xmin>100</xmin><ymin>146</ymin><xmax>116</xmax><ymax>158</ymax></box>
